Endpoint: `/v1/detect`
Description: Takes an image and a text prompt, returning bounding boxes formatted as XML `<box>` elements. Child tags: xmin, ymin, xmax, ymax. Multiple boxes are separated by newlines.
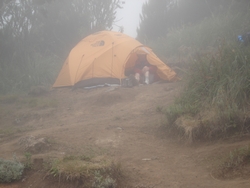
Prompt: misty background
<box><xmin>0</xmin><ymin>0</ymin><xmax>250</xmax><ymax>94</ymax></box>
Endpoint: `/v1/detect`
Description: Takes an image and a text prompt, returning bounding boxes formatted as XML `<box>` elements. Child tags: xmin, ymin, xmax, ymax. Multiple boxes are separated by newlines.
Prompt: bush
<box><xmin>0</xmin><ymin>158</ymin><xmax>24</xmax><ymax>183</ymax></box>
<box><xmin>214</xmin><ymin>145</ymin><xmax>250</xmax><ymax>179</ymax></box>
<box><xmin>224</xmin><ymin>145</ymin><xmax>250</xmax><ymax>170</ymax></box>
<box><xmin>149</xmin><ymin>10</ymin><xmax>250</xmax><ymax>60</ymax></box>
<box><xmin>165</xmin><ymin>41</ymin><xmax>250</xmax><ymax>141</ymax></box>
<box><xmin>159</xmin><ymin>9</ymin><xmax>250</xmax><ymax>141</ymax></box>
<box><xmin>92</xmin><ymin>170</ymin><xmax>116</xmax><ymax>188</ymax></box>
<box><xmin>0</xmin><ymin>54</ymin><xmax>61</xmax><ymax>95</ymax></box>
<box><xmin>47</xmin><ymin>155</ymin><xmax>121</xmax><ymax>187</ymax></box>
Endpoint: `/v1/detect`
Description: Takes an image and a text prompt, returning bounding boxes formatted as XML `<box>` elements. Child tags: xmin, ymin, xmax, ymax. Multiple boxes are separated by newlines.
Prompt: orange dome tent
<box><xmin>53</xmin><ymin>30</ymin><xmax>177</xmax><ymax>88</ymax></box>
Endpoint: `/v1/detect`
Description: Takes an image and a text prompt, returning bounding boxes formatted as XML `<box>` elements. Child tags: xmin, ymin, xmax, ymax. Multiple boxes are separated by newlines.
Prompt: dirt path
<box><xmin>1</xmin><ymin>82</ymin><xmax>250</xmax><ymax>187</ymax></box>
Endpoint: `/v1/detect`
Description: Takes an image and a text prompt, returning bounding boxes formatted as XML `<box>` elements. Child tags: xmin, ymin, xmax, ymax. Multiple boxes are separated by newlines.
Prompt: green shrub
<box><xmin>224</xmin><ymin>145</ymin><xmax>250</xmax><ymax>169</ymax></box>
<box><xmin>24</xmin><ymin>152</ymin><xmax>32</xmax><ymax>169</ymax></box>
<box><xmin>92</xmin><ymin>170</ymin><xmax>116</xmax><ymax>188</ymax></box>
<box><xmin>0</xmin><ymin>158</ymin><xmax>24</xmax><ymax>183</ymax></box>
<box><xmin>149</xmin><ymin>10</ymin><xmax>250</xmax><ymax>60</ymax></box>
<box><xmin>47</xmin><ymin>155</ymin><xmax>121</xmax><ymax>186</ymax></box>
<box><xmin>0</xmin><ymin>54</ymin><xmax>61</xmax><ymax>95</ymax></box>
<box><xmin>165</xmin><ymin>41</ymin><xmax>250</xmax><ymax>140</ymax></box>
<box><xmin>159</xmin><ymin>9</ymin><xmax>250</xmax><ymax>140</ymax></box>
<box><xmin>215</xmin><ymin>145</ymin><xmax>250</xmax><ymax>179</ymax></box>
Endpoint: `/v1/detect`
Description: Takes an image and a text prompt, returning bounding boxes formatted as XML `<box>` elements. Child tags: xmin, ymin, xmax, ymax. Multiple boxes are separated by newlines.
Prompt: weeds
<box><xmin>150</xmin><ymin>8</ymin><xmax>250</xmax><ymax>59</ymax></box>
<box><xmin>223</xmin><ymin>145</ymin><xmax>250</xmax><ymax>169</ymax></box>
<box><xmin>47</xmin><ymin>155</ymin><xmax>121</xmax><ymax>186</ymax></box>
<box><xmin>160</xmin><ymin>8</ymin><xmax>250</xmax><ymax>141</ymax></box>
<box><xmin>214</xmin><ymin>145</ymin><xmax>250</xmax><ymax>179</ymax></box>
<box><xmin>24</xmin><ymin>152</ymin><xmax>32</xmax><ymax>169</ymax></box>
<box><xmin>165</xmin><ymin>41</ymin><xmax>250</xmax><ymax>141</ymax></box>
<box><xmin>49</xmin><ymin>159</ymin><xmax>60</xmax><ymax>177</ymax></box>
<box><xmin>0</xmin><ymin>156</ymin><xmax>24</xmax><ymax>183</ymax></box>
<box><xmin>0</xmin><ymin>54</ymin><xmax>61</xmax><ymax>95</ymax></box>
<box><xmin>25</xmin><ymin>97</ymin><xmax>58</xmax><ymax>108</ymax></box>
<box><xmin>92</xmin><ymin>170</ymin><xmax>116</xmax><ymax>188</ymax></box>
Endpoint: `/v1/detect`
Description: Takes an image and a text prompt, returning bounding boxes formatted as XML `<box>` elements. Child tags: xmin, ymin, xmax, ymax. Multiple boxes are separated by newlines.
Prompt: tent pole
<box><xmin>74</xmin><ymin>55</ymin><xmax>84</xmax><ymax>85</ymax></box>
<box><xmin>111</xmin><ymin>42</ymin><xmax>114</xmax><ymax>78</ymax></box>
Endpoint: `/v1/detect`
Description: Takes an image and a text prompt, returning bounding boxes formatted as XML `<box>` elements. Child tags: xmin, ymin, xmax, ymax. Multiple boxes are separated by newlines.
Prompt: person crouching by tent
<box><xmin>133</xmin><ymin>54</ymin><xmax>157</xmax><ymax>85</ymax></box>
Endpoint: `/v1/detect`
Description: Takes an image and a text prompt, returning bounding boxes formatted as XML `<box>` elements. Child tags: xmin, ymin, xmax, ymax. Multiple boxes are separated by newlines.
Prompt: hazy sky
<box><xmin>113</xmin><ymin>0</ymin><xmax>148</xmax><ymax>38</ymax></box>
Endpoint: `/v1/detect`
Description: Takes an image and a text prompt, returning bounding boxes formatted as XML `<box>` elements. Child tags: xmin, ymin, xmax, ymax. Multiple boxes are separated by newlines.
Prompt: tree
<box><xmin>137</xmin><ymin>0</ymin><xmax>250</xmax><ymax>42</ymax></box>
<box><xmin>0</xmin><ymin>0</ymin><xmax>122</xmax><ymax>93</ymax></box>
<box><xmin>0</xmin><ymin>0</ymin><xmax>122</xmax><ymax>56</ymax></box>
<box><xmin>137</xmin><ymin>0</ymin><xmax>178</xmax><ymax>42</ymax></box>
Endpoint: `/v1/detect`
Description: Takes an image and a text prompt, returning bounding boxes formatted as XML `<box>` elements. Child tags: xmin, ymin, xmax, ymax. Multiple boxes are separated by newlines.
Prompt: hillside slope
<box><xmin>0</xmin><ymin>82</ymin><xmax>250</xmax><ymax>188</ymax></box>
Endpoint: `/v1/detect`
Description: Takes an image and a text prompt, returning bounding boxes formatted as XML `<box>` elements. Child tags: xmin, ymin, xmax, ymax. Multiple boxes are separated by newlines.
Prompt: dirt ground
<box><xmin>0</xmin><ymin>82</ymin><xmax>250</xmax><ymax>188</ymax></box>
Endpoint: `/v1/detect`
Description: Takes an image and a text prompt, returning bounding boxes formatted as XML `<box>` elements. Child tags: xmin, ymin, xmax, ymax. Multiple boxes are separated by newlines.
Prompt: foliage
<box><xmin>0</xmin><ymin>0</ymin><xmax>122</xmax><ymax>94</ymax></box>
<box><xmin>223</xmin><ymin>145</ymin><xmax>250</xmax><ymax>170</ymax></box>
<box><xmin>157</xmin><ymin>7</ymin><xmax>250</xmax><ymax>140</ymax></box>
<box><xmin>92</xmin><ymin>170</ymin><xmax>116</xmax><ymax>188</ymax></box>
<box><xmin>153</xmin><ymin>13</ymin><xmax>250</xmax><ymax>58</ymax></box>
<box><xmin>137</xmin><ymin>0</ymin><xmax>177</xmax><ymax>42</ymax></box>
<box><xmin>25</xmin><ymin>97</ymin><xmax>58</xmax><ymax>108</ymax></box>
<box><xmin>0</xmin><ymin>157</ymin><xmax>24</xmax><ymax>183</ymax></box>
<box><xmin>165</xmin><ymin>98</ymin><xmax>199</xmax><ymax>125</ymax></box>
<box><xmin>47</xmin><ymin>155</ymin><xmax>121</xmax><ymax>186</ymax></box>
<box><xmin>0</xmin><ymin>0</ymin><xmax>122</xmax><ymax>57</ymax></box>
<box><xmin>137</xmin><ymin>0</ymin><xmax>250</xmax><ymax>42</ymax></box>
<box><xmin>24</xmin><ymin>152</ymin><xmax>32</xmax><ymax>169</ymax></box>
<box><xmin>0</xmin><ymin>55</ymin><xmax>61</xmax><ymax>94</ymax></box>
<box><xmin>214</xmin><ymin>145</ymin><xmax>250</xmax><ymax>179</ymax></box>
<box><xmin>165</xmin><ymin>41</ymin><xmax>250</xmax><ymax>139</ymax></box>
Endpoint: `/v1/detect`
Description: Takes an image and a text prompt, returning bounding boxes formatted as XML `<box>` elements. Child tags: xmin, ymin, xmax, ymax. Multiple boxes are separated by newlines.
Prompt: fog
<box><xmin>114</xmin><ymin>0</ymin><xmax>147</xmax><ymax>38</ymax></box>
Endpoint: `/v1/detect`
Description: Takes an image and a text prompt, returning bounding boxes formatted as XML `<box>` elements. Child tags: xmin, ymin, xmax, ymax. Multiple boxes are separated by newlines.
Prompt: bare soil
<box><xmin>0</xmin><ymin>82</ymin><xmax>250</xmax><ymax>188</ymax></box>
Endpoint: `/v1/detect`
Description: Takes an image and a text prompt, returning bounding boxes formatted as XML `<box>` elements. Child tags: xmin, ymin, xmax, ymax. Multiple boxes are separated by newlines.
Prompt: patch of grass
<box><xmin>24</xmin><ymin>152</ymin><xmax>32</xmax><ymax>169</ymax></box>
<box><xmin>165</xmin><ymin>100</ymin><xmax>200</xmax><ymax>125</ymax></box>
<box><xmin>166</xmin><ymin>107</ymin><xmax>250</xmax><ymax>142</ymax></box>
<box><xmin>224</xmin><ymin>146</ymin><xmax>250</xmax><ymax>169</ymax></box>
<box><xmin>47</xmin><ymin>155</ymin><xmax>121</xmax><ymax>187</ymax></box>
<box><xmin>92</xmin><ymin>170</ymin><xmax>116</xmax><ymax>188</ymax></box>
<box><xmin>49</xmin><ymin>159</ymin><xmax>60</xmax><ymax>177</ymax></box>
<box><xmin>215</xmin><ymin>145</ymin><xmax>250</xmax><ymax>179</ymax></box>
<box><xmin>151</xmin><ymin>7</ymin><xmax>250</xmax><ymax>142</ymax></box>
<box><xmin>163</xmin><ymin>41</ymin><xmax>250</xmax><ymax>141</ymax></box>
<box><xmin>0</xmin><ymin>54</ymin><xmax>61</xmax><ymax>95</ymax></box>
<box><xmin>0</xmin><ymin>156</ymin><xmax>24</xmax><ymax>183</ymax></box>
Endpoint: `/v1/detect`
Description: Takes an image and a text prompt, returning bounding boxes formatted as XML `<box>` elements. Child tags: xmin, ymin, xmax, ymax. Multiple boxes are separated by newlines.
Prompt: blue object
<box><xmin>238</xmin><ymin>35</ymin><xmax>244</xmax><ymax>42</ymax></box>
